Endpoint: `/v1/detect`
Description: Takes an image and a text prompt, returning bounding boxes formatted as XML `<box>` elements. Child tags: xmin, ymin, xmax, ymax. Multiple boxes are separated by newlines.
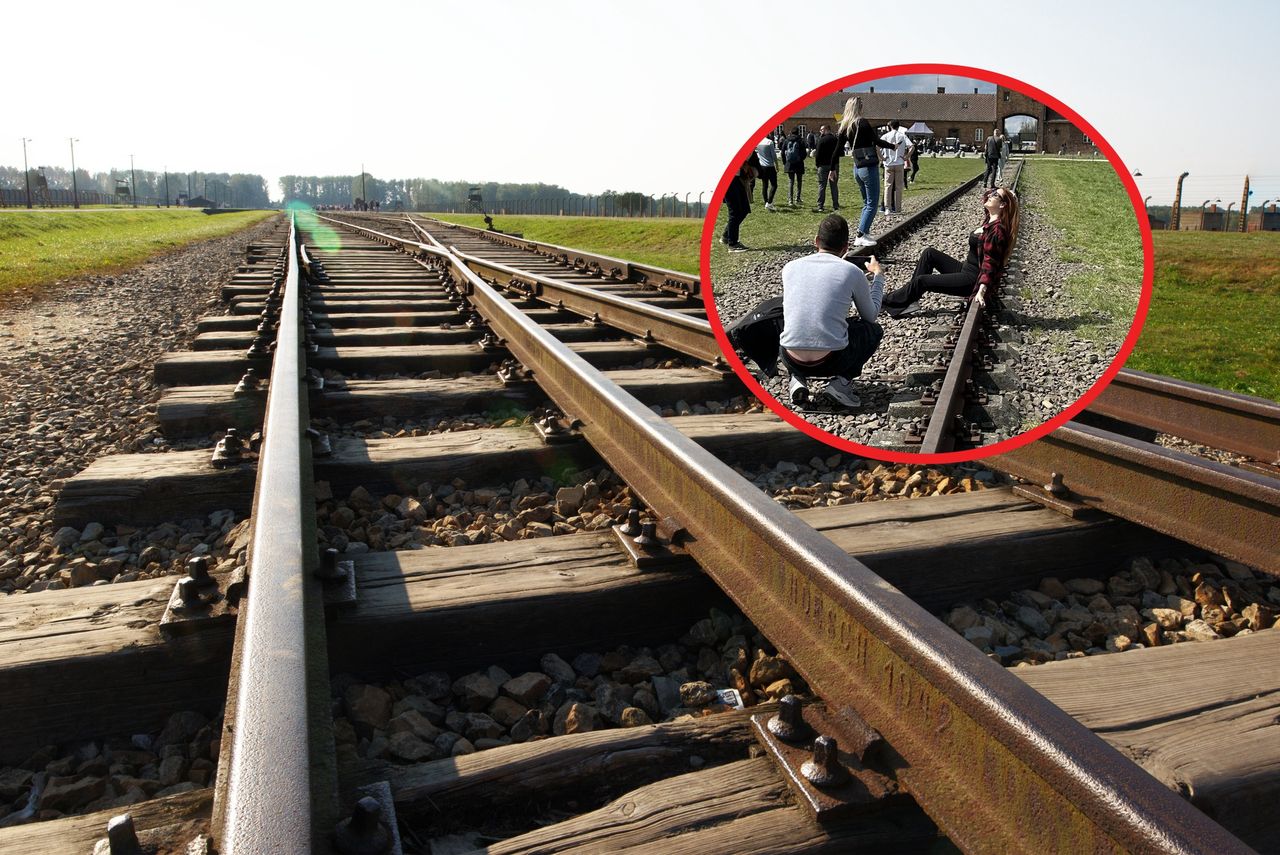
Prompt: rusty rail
<box><xmin>411</xmin><ymin>214</ymin><xmax>700</xmax><ymax>298</ymax></box>
<box><xmin>1090</xmin><ymin>369</ymin><xmax>1280</xmax><ymax>464</ymax></box>
<box><xmin>317</xmin><ymin>214</ymin><xmax>718</xmax><ymax>363</ymax></box>
<box><xmin>917</xmin><ymin>160</ymin><xmax>1023</xmax><ymax>453</ymax></box>
<box><xmin>448</xmin><ymin>246</ymin><xmax>722</xmax><ymax>364</ymax></box>
<box><xmin>314</xmin><ymin>214</ymin><xmax>1247</xmax><ymax>852</ymax></box>
<box><xmin>213</xmin><ymin>214</ymin><xmax>332</xmax><ymax>852</ymax></box>
<box><xmin>986</xmin><ymin>421</ymin><xmax>1280</xmax><ymax>576</ymax></box>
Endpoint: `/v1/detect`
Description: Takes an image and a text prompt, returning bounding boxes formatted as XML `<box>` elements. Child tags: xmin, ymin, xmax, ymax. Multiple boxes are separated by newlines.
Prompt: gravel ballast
<box><xmin>0</xmin><ymin>216</ymin><xmax>284</xmax><ymax>595</ymax></box>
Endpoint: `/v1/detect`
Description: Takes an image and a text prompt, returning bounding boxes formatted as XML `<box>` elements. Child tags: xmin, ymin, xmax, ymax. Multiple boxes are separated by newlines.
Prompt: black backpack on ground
<box><xmin>724</xmin><ymin>296</ymin><xmax>784</xmax><ymax>378</ymax></box>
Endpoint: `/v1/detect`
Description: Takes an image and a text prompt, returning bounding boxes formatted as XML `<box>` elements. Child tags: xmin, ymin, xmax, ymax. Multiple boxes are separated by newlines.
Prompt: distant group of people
<box><xmin>722</xmin><ymin>97</ymin><xmax>933</xmax><ymax>253</ymax></box>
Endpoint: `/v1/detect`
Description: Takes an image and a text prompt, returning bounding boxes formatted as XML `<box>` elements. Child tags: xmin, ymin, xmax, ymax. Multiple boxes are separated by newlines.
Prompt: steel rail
<box><xmin>919</xmin><ymin>160</ymin><xmax>1024</xmax><ymax>453</ymax></box>
<box><xmin>215</xmin><ymin>214</ymin><xmax>331</xmax><ymax>852</ymax></box>
<box><xmin>1091</xmin><ymin>368</ymin><xmax>1280</xmax><ymax>464</ymax></box>
<box><xmin>410</xmin><ymin>214</ymin><xmax>701</xmax><ymax>297</ymax></box>
<box><xmin>919</xmin><ymin>297</ymin><xmax>983</xmax><ymax>453</ymax></box>
<box><xmin>986</xmin><ymin>420</ymin><xmax>1280</xmax><ymax>576</ymax></box>
<box><xmin>319</xmin><ymin>218</ymin><xmax>1248</xmax><ymax>851</ymax></box>
<box><xmin>446</xmin><ymin>245</ymin><xmax>722</xmax><ymax>364</ymax></box>
<box><xmin>317</xmin><ymin>214</ymin><xmax>719</xmax><ymax>362</ymax></box>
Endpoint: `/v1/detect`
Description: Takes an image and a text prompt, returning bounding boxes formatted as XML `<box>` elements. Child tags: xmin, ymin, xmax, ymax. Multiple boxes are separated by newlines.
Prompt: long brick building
<box><xmin>780</xmin><ymin>85</ymin><xmax>1098</xmax><ymax>155</ymax></box>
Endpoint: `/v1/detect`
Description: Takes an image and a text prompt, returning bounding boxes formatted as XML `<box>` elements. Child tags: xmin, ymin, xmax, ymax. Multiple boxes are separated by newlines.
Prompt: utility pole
<box><xmin>1171</xmin><ymin>171</ymin><xmax>1190</xmax><ymax>231</ymax></box>
<box><xmin>69</xmin><ymin>138</ymin><xmax>80</xmax><ymax>208</ymax></box>
<box><xmin>361</xmin><ymin>163</ymin><xmax>366</xmax><ymax>206</ymax></box>
<box><xmin>163</xmin><ymin>166</ymin><xmax>170</xmax><ymax>207</ymax></box>
<box><xmin>21</xmin><ymin>138</ymin><xmax>33</xmax><ymax>209</ymax></box>
<box><xmin>130</xmin><ymin>153</ymin><xmax>138</xmax><ymax>208</ymax></box>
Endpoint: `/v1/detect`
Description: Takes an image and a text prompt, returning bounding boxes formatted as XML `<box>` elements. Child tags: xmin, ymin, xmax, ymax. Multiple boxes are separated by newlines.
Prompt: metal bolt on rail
<box><xmin>176</xmin><ymin>576</ymin><xmax>216</xmax><ymax>611</ymax></box>
<box><xmin>233</xmin><ymin>368</ymin><xmax>262</xmax><ymax>396</ymax></box>
<box><xmin>618</xmin><ymin>508</ymin><xmax>643</xmax><ymax>537</ymax></box>
<box><xmin>186</xmin><ymin>555</ymin><xmax>218</xmax><ymax>591</ymax></box>
<box><xmin>802</xmin><ymin>735</ymin><xmax>849</xmax><ymax>788</ymax></box>
<box><xmin>306</xmin><ymin>368</ymin><xmax>325</xmax><ymax>391</ymax></box>
<box><xmin>768</xmin><ymin>694</ymin><xmax>813</xmax><ymax>743</ymax></box>
<box><xmin>634</xmin><ymin>521</ymin><xmax>659</xmax><ymax>549</ymax></box>
<box><xmin>316</xmin><ymin>547</ymin><xmax>349</xmax><ymax>582</ymax></box>
<box><xmin>307</xmin><ymin>427</ymin><xmax>333</xmax><ymax>458</ymax></box>
<box><xmin>1044</xmin><ymin>471</ymin><xmax>1068</xmax><ymax>497</ymax></box>
<box><xmin>92</xmin><ymin>812</ymin><xmax>142</xmax><ymax>855</ymax></box>
<box><xmin>478</xmin><ymin>331</ymin><xmax>503</xmax><ymax>352</ymax></box>
<box><xmin>211</xmin><ymin>428</ymin><xmax>245</xmax><ymax>468</ymax></box>
<box><xmin>246</xmin><ymin>336</ymin><xmax>272</xmax><ymax>359</ymax></box>
<box><xmin>332</xmin><ymin>796</ymin><xmax>393</xmax><ymax>855</ymax></box>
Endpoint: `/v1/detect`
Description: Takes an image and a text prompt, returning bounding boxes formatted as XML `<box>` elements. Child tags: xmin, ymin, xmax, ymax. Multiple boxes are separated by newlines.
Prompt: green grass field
<box><xmin>1016</xmin><ymin>159</ymin><xmax>1143</xmax><ymax>342</ymax></box>
<box><xmin>425</xmin><ymin>214</ymin><xmax>700</xmax><ymax>274</ymax></box>
<box><xmin>0</xmin><ymin>208</ymin><xmax>277</xmax><ymax>294</ymax></box>
<box><xmin>707</xmin><ymin>157</ymin><xmax>984</xmax><ymax>278</ymax></box>
<box><xmin>1129</xmin><ymin>230</ymin><xmax>1280</xmax><ymax>400</ymax></box>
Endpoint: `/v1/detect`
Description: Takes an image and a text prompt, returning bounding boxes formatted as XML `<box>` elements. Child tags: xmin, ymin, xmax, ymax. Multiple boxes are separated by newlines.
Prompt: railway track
<box><xmin>1</xmin><ymin>209</ymin><xmax>1277</xmax><ymax>853</ymax></box>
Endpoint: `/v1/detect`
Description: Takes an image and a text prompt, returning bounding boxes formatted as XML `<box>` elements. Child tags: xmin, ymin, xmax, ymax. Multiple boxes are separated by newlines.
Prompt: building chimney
<box><xmin>937</xmin><ymin>86</ymin><xmax>945</xmax><ymax>94</ymax></box>
<box><xmin>974</xmin><ymin>87</ymin><xmax>979</xmax><ymax>94</ymax></box>
<box><xmin>869</xmin><ymin>86</ymin><xmax>875</xmax><ymax>93</ymax></box>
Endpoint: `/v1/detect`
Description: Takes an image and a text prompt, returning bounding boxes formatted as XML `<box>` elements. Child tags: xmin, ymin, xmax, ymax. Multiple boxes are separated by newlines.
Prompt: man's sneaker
<box><xmin>789</xmin><ymin>375</ymin><xmax>809</xmax><ymax>406</ymax></box>
<box><xmin>853</xmin><ymin>235</ymin><xmax>877</xmax><ymax>247</ymax></box>
<box><xmin>727</xmin><ymin>243</ymin><xmax>749</xmax><ymax>253</ymax></box>
<box><xmin>766</xmin><ymin>203</ymin><xmax>776</xmax><ymax>211</ymax></box>
<box><xmin>812</xmin><ymin>207</ymin><xmax>825</xmax><ymax>213</ymax></box>
<box><xmin>822</xmin><ymin>377</ymin><xmax>861</xmax><ymax>407</ymax></box>
<box><xmin>885</xmin><ymin>304</ymin><xmax>914</xmax><ymax>319</ymax></box>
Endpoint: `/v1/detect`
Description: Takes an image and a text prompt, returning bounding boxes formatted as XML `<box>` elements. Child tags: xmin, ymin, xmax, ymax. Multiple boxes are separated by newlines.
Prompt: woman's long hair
<box><xmin>838</xmin><ymin>96</ymin><xmax>863</xmax><ymax>137</ymax></box>
<box><xmin>983</xmin><ymin>187</ymin><xmax>1020</xmax><ymax>268</ymax></box>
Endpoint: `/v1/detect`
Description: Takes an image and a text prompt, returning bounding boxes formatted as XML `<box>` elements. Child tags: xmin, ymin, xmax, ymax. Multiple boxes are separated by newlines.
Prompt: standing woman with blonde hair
<box><xmin>836</xmin><ymin>96</ymin><xmax>896</xmax><ymax>247</ymax></box>
<box><xmin>882</xmin><ymin>186</ymin><xmax>1019</xmax><ymax>316</ymax></box>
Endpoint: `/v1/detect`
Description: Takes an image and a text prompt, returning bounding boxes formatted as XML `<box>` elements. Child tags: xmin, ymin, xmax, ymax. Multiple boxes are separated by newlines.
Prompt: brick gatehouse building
<box><xmin>778</xmin><ymin>85</ymin><xmax>1098</xmax><ymax>155</ymax></box>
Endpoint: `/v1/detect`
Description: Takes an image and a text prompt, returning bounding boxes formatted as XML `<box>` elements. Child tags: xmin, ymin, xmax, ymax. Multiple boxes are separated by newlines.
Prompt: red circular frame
<box><xmin>699</xmin><ymin>63</ymin><xmax>1154</xmax><ymax>465</ymax></box>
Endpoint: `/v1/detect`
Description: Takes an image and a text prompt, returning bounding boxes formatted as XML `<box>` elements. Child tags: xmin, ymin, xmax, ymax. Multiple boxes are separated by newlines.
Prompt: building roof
<box><xmin>799</xmin><ymin>91</ymin><xmax>997</xmax><ymax>124</ymax></box>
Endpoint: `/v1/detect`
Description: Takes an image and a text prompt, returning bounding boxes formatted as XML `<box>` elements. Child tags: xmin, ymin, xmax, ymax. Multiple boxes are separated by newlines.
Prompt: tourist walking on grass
<box><xmin>836</xmin><ymin>96</ymin><xmax>896</xmax><ymax>247</ymax></box>
<box><xmin>813</xmin><ymin>125</ymin><xmax>840</xmax><ymax>213</ymax></box>
<box><xmin>755</xmin><ymin>136</ymin><xmax>779</xmax><ymax>211</ymax></box>
<box><xmin>882</xmin><ymin>186</ymin><xmax>1019</xmax><ymax>317</ymax></box>
<box><xmin>997</xmin><ymin>131</ymin><xmax>1010</xmax><ymax>182</ymax></box>
<box><xmin>784</xmin><ymin>128</ymin><xmax>807</xmax><ymax>207</ymax></box>
<box><xmin>880</xmin><ymin>121</ymin><xmax>913</xmax><ymax>217</ymax></box>
<box><xmin>721</xmin><ymin>156</ymin><xmax>755</xmax><ymax>253</ymax></box>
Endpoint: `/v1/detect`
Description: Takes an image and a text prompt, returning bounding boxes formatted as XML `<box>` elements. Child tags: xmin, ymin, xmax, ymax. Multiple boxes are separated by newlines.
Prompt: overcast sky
<box><xmin>5</xmin><ymin>0</ymin><xmax>1276</xmax><ymax>206</ymax></box>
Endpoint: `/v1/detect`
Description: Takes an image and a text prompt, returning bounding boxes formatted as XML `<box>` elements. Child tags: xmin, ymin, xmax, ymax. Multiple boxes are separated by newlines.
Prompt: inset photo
<box><xmin>704</xmin><ymin>65</ymin><xmax>1151</xmax><ymax>461</ymax></box>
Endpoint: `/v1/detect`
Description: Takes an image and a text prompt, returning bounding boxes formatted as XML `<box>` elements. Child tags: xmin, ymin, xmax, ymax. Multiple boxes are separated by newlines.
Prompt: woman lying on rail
<box><xmin>881</xmin><ymin>186</ymin><xmax>1019</xmax><ymax>318</ymax></box>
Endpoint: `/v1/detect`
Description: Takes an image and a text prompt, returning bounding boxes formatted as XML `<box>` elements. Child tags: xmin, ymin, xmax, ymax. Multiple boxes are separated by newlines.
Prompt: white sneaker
<box><xmin>789</xmin><ymin>375</ymin><xmax>809</xmax><ymax>405</ymax></box>
<box><xmin>853</xmin><ymin>235</ymin><xmax>877</xmax><ymax>247</ymax></box>
<box><xmin>822</xmin><ymin>377</ymin><xmax>861</xmax><ymax>407</ymax></box>
<box><xmin>766</xmin><ymin>203</ymin><xmax>776</xmax><ymax>211</ymax></box>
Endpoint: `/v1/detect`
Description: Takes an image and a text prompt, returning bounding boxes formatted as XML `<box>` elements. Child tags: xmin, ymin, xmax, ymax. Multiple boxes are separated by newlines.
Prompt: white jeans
<box><xmin>883</xmin><ymin>164</ymin><xmax>906</xmax><ymax>213</ymax></box>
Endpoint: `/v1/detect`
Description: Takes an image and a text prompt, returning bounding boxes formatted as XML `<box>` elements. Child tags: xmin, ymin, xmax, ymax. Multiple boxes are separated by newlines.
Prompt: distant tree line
<box><xmin>0</xmin><ymin>166</ymin><xmax>270</xmax><ymax>207</ymax></box>
<box><xmin>279</xmin><ymin>175</ymin><xmax>697</xmax><ymax>217</ymax></box>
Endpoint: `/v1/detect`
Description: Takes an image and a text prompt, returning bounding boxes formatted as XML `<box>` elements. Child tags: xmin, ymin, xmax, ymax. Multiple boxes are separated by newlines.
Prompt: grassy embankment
<box><xmin>706</xmin><ymin>156</ymin><xmax>984</xmax><ymax>288</ymax></box>
<box><xmin>1130</xmin><ymin>230</ymin><xmax>1280</xmax><ymax>400</ymax></box>
<box><xmin>425</xmin><ymin>214</ymin><xmax>700</xmax><ymax>275</ymax></box>
<box><xmin>0</xmin><ymin>208</ymin><xmax>277</xmax><ymax>295</ymax></box>
<box><xmin>1014</xmin><ymin>158</ymin><xmax>1143</xmax><ymax>345</ymax></box>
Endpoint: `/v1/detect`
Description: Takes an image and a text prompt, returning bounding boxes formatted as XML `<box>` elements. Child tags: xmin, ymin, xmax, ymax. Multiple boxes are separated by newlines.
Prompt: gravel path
<box><xmin>0</xmin><ymin>216</ymin><xmax>284</xmax><ymax>594</ymax></box>
<box><xmin>710</xmin><ymin>161</ymin><xmax>1127</xmax><ymax>451</ymax></box>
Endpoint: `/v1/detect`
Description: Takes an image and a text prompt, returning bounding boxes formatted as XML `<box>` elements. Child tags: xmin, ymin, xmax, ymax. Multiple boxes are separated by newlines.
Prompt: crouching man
<box><xmin>780</xmin><ymin>214</ymin><xmax>885</xmax><ymax>408</ymax></box>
